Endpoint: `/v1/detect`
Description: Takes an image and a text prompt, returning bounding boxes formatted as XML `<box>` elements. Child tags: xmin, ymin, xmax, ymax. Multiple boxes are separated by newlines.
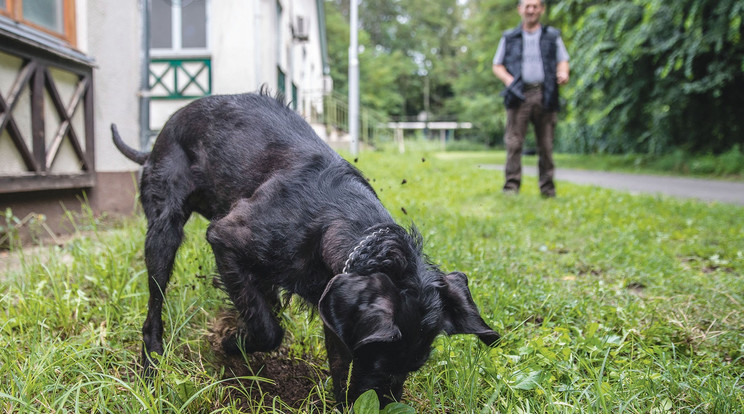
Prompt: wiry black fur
<box><xmin>112</xmin><ymin>91</ymin><xmax>499</xmax><ymax>407</ymax></box>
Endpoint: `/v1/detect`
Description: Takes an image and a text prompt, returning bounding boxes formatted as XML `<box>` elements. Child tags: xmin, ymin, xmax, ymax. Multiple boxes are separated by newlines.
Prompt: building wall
<box><xmin>79</xmin><ymin>0</ymin><xmax>142</xmax><ymax>220</ymax></box>
<box><xmin>0</xmin><ymin>0</ymin><xmax>143</xmax><ymax>244</ymax></box>
<box><xmin>0</xmin><ymin>1</ymin><xmax>144</xmax><ymax>174</ymax></box>
<box><xmin>286</xmin><ymin>0</ymin><xmax>328</xmax><ymax>118</ymax></box>
<box><xmin>82</xmin><ymin>0</ymin><xmax>143</xmax><ymax>174</ymax></box>
<box><xmin>0</xmin><ymin>51</ymin><xmax>31</xmax><ymax>175</ymax></box>
<box><xmin>211</xmin><ymin>0</ymin><xmax>255</xmax><ymax>94</ymax></box>
<box><xmin>293</xmin><ymin>0</ymin><xmax>329</xmax><ymax>122</ymax></box>
<box><xmin>149</xmin><ymin>0</ymin><xmax>329</xmax><ymax>134</ymax></box>
<box><xmin>2</xmin><ymin>0</ymin><xmax>329</xmax><ymax>245</ymax></box>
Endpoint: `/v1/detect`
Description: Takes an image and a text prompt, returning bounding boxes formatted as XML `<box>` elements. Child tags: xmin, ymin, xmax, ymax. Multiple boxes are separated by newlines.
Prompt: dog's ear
<box><xmin>319</xmin><ymin>273</ymin><xmax>403</xmax><ymax>351</ymax></box>
<box><xmin>440</xmin><ymin>271</ymin><xmax>500</xmax><ymax>346</ymax></box>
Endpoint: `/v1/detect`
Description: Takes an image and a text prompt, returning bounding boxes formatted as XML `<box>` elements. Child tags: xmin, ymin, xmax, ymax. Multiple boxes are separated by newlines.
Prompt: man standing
<box><xmin>492</xmin><ymin>0</ymin><xmax>569</xmax><ymax>197</ymax></box>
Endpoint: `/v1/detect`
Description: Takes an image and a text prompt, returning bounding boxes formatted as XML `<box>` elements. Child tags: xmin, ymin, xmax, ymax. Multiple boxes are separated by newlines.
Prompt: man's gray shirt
<box><xmin>493</xmin><ymin>26</ymin><xmax>569</xmax><ymax>84</ymax></box>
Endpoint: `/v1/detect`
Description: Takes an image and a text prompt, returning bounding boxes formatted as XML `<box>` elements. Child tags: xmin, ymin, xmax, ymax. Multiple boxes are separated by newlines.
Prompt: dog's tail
<box><xmin>111</xmin><ymin>123</ymin><xmax>149</xmax><ymax>165</ymax></box>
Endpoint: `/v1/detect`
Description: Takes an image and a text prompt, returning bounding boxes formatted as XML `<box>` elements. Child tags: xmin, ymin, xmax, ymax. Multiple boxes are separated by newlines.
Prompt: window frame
<box><xmin>149</xmin><ymin>0</ymin><xmax>210</xmax><ymax>59</ymax></box>
<box><xmin>0</xmin><ymin>0</ymin><xmax>77</xmax><ymax>46</ymax></box>
<box><xmin>278</xmin><ymin>67</ymin><xmax>286</xmax><ymax>95</ymax></box>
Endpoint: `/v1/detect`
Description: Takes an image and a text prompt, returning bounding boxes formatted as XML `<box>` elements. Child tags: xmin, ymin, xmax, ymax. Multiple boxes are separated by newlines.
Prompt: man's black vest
<box><xmin>501</xmin><ymin>25</ymin><xmax>561</xmax><ymax>111</ymax></box>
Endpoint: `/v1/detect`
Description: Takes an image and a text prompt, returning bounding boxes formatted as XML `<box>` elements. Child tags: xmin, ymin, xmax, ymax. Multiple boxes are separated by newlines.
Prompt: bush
<box><xmin>717</xmin><ymin>145</ymin><xmax>744</xmax><ymax>175</ymax></box>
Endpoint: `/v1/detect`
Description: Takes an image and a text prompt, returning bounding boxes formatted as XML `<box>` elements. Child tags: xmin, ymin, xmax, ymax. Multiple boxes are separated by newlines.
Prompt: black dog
<box><xmin>112</xmin><ymin>91</ymin><xmax>498</xmax><ymax>406</ymax></box>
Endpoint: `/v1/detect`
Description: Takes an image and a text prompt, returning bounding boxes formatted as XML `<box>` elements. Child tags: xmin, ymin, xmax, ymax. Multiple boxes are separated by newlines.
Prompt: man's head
<box><xmin>518</xmin><ymin>0</ymin><xmax>545</xmax><ymax>30</ymax></box>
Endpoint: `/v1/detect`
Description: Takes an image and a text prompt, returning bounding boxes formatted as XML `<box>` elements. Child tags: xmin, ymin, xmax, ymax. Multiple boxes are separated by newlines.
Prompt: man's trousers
<box><xmin>503</xmin><ymin>86</ymin><xmax>557</xmax><ymax>197</ymax></box>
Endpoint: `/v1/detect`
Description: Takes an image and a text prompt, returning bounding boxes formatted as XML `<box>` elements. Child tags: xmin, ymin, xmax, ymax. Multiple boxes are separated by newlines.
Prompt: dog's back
<box><xmin>143</xmin><ymin>93</ymin><xmax>346</xmax><ymax>219</ymax></box>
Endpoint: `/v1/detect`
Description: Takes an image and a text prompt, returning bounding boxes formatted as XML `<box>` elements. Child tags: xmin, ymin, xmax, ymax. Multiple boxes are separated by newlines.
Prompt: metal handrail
<box><xmin>311</xmin><ymin>92</ymin><xmax>390</xmax><ymax>145</ymax></box>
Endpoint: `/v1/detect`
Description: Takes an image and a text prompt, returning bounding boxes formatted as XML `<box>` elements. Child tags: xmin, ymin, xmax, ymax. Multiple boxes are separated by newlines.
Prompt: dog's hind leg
<box><xmin>206</xmin><ymin>202</ymin><xmax>285</xmax><ymax>355</ymax></box>
<box><xmin>139</xmin><ymin>167</ymin><xmax>194</xmax><ymax>374</ymax></box>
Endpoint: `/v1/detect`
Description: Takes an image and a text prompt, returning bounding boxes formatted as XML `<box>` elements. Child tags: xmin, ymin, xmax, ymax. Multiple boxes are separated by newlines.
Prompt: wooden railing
<box><xmin>0</xmin><ymin>35</ymin><xmax>95</xmax><ymax>194</ymax></box>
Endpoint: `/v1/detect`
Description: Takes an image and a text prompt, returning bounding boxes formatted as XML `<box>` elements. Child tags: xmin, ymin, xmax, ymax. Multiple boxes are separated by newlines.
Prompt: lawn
<box><xmin>1</xmin><ymin>148</ymin><xmax>743</xmax><ymax>413</ymax></box>
<box><xmin>432</xmin><ymin>140</ymin><xmax>744</xmax><ymax>181</ymax></box>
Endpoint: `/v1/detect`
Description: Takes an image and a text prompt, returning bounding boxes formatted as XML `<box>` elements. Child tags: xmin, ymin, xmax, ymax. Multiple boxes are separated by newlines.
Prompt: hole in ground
<box><xmin>207</xmin><ymin>310</ymin><xmax>331</xmax><ymax>409</ymax></box>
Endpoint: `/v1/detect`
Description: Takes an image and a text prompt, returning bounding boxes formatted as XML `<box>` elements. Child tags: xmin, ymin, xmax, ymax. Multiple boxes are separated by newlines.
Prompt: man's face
<box><xmin>518</xmin><ymin>0</ymin><xmax>544</xmax><ymax>26</ymax></box>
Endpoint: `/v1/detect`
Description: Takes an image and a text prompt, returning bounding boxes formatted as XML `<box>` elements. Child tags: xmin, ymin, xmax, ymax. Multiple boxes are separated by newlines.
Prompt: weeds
<box><xmin>0</xmin><ymin>209</ymin><xmax>61</xmax><ymax>249</ymax></box>
<box><xmin>1</xmin><ymin>148</ymin><xmax>742</xmax><ymax>412</ymax></box>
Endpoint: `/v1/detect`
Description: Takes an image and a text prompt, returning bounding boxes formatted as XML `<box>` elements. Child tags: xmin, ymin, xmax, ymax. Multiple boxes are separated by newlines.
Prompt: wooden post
<box><xmin>396</xmin><ymin>127</ymin><xmax>405</xmax><ymax>153</ymax></box>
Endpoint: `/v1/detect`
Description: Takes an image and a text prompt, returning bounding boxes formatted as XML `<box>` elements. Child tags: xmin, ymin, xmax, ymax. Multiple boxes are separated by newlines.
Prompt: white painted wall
<box><xmin>80</xmin><ymin>0</ymin><xmax>143</xmax><ymax>173</ymax></box>
<box><xmin>189</xmin><ymin>0</ymin><xmax>327</xmax><ymax>103</ymax></box>
<box><xmin>3</xmin><ymin>0</ymin><xmax>327</xmax><ymax>178</ymax></box>
<box><xmin>291</xmin><ymin>0</ymin><xmax>328</xmax><ymax>120</ymax></box>
<box><xmin>211</xmin><ymin>0</ymin><xmax>255</xmax><ymax>94</ymax></box>
<box><xmin>147</xmin><ymin>0</ymin><xmax>329</xmax><ymax>142</ymax></box>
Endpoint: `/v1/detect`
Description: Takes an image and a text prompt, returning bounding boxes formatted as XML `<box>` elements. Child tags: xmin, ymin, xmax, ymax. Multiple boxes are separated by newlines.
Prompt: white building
<box><xmin>146</xmin><ymin>0</ymin><xmax>330</xmax><ymax>147</ymax></box>
<box><xmin>0</xmin><ymin>0</ymin><xmax>330</xmax><ymax>242</ymax></box>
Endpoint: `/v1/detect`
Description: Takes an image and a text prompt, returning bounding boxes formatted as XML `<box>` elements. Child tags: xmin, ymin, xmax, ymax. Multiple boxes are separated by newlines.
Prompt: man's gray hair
<box><xmin>519</xmin><ymin>0</ymin><xmax>545</xmax><ymax>4</ymax></box>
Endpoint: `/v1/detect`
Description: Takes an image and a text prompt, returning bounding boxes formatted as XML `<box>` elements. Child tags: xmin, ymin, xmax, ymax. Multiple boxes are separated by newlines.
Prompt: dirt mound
<box><xmin>208</xmin><ymin>310</ymin><xmax>331</xmax><ymax>409</ymax></box>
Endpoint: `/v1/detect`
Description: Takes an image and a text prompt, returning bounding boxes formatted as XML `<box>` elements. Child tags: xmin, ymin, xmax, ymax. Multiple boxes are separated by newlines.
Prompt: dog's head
<box><xmin>318</xmin><ymin>269</ymin><xmax>499</xmax><ymax>406</ymax></box>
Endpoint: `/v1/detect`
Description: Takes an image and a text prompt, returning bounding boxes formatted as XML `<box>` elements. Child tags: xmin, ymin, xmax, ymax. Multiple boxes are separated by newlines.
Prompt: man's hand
<box><xmin>557</xmin><ymin>61</ymin><xmax>570</xmax><ymax>85</ymax></box>
<box><xmin>493</xmin><ymin>64</ymin><xmax>514</xmax><ymax>87</ymax></box>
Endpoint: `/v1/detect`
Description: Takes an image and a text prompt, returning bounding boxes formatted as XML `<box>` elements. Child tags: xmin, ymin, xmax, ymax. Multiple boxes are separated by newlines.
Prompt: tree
<box><xmin>325</xmin><ymin>0</ymin><xmax>472</xmax><ymax>121</ymax></box>
<box><xmin>449</xmin><ymin>0</ymin><xmax>522</xmax><ymax>144</ymax></box>
<box><xmin>553</xmin><ymin>0</ymin><xmax>744</xmax><ymax>154</ymax></box>
<box><xmin>326</xmin><ymin>0</ymin><xmax>744</xmax><ymax>154</ymax></box>
<box><xmin>326</xmin><ymin>0</ymin><xmax>546</xmax><ymax>144</ymax></box>
<box><xmin>325</xmin><ymin>0</ymin><xmax>413</xmax><ymax>116</ymax></box>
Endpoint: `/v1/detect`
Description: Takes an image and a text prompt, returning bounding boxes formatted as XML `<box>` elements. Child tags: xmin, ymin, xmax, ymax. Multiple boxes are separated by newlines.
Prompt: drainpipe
<box><xmin>139</xmin><ymin>0</ymin><xmax>151</xmax><ymax>150</ymax></box>
<box><xmin>348</xmin><ymin>0</ymin><xmax>359</xmax><ymax>155</ymax></box>
<box><xmin>254</xmin><ymin>0</ymin><xmax>262</xmax><ymax>88</ymax></box>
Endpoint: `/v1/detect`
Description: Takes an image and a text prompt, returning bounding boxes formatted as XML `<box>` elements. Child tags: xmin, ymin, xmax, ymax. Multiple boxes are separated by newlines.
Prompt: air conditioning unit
<box><xmin>293</xmin><ymin>16</ymin><xmax>310</xmax><ymax>42</ymax></box>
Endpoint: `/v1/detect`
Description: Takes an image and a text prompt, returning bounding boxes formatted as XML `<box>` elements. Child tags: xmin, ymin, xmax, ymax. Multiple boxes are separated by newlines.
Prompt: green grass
<box><xmin>2</xmin><ymin>147</ymin><xmax>743</xmax><ymax>413</ymax></box>
<box><xmin>383</xmin><ymin>138</ymin><xmax>744</xmax><ymax>180</ymax></box>
<box><xmin>551</xmin><ymin>149</ymin><xmax>744</xmax><ymax>180</ymax></box>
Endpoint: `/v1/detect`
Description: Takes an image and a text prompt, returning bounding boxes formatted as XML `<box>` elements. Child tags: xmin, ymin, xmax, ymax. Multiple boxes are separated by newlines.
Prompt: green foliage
<box><xmin>550</xmin><ymin>148</ymin><xmax>744</xmax><ymax>178</ymax></box>
<box><xmin>0</xmin><ymin>208</ymin><xmax>20</xmax><ymax>249</ymax></box>
<box><xmin>0</xmin><ymin>208</ymin><xmax>63</xmax><ymax>249</ymax></box>
<box><xmin>553</xmin><ymin>0</ymin><xmax>744</xmax><ymax>155</ymax></box>
<box><xmin>448</xmin><ymin>0</ymin><xmax>521</xmax><ymax>144</ymax></box>
<box><xmin>324</xmin><ymin>0</ymin><xmax>416</xmax><ymax>117</ymax></box>
<box><xmin>325</xmin><ymin>0</ymin><xmax>744</xmax><ymax>154</ymax></box>
<box><xmin>352</xmin><ymin>390</ymin><xmax>414</xmax><ymax>414</ymax></box>
<box><xmin>326</xmin><ymin>0</ymin><xmax>483</xmax><ymax>120</ymax></box>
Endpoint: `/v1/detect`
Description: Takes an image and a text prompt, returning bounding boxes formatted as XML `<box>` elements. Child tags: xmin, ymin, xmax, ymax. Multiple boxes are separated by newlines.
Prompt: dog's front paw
<box><xmin>221</xmin><ymin>329</ymin><xmax>285</xmax><ymax>355</ymax></box>
<box><xmin>221</xmin><ymin>331</ymin><xmax>247</xmax><ymax>355</ymax></box>
<box><xmin>208</xmin><ymin>309</ymin><xmax>245</xmax><ymax>355</ymax></box>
